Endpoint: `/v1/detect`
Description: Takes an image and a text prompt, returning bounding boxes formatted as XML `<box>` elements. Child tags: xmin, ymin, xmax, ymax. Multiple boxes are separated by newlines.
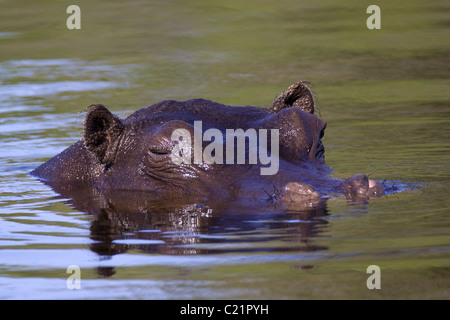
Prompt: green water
<box><xmin>0</xmin><ymin>0</ymin><xmax>449</xmax><ymax>299</ymax></box>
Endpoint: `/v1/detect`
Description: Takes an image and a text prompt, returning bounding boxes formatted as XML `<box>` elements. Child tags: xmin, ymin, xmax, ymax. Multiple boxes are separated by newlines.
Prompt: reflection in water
<box><xmin>41</xmin><ymin>179</ymin><xmax>329</xmax><ymax>278</ymax></box>
<box><xmin>0</xmin><ymin>59</ymin><xmax>125</xmax><ymax>103</ymax></box>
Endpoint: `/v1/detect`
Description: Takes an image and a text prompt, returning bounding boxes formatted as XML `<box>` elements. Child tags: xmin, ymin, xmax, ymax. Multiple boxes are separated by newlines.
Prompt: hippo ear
<box><xmin>270</xmin><ymin>81</ymin><xmax>315</xmax><ymax>114</ymax></box>
<box><xmin>84</xmin><ymin>104</ymin><xmax>124</xmax><ymax>164</ymax></box>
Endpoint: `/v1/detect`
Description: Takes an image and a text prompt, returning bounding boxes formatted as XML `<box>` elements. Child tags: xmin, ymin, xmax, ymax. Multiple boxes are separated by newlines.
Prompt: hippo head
<box><xmin>31</xmin><ymin>82</ymin><xmax>386</xmax><ymax>207</ymax></box>
<box><xmin>82</xmin><ymin>82</ymin><xmax>325</xmax><ymax>185</ymax></box>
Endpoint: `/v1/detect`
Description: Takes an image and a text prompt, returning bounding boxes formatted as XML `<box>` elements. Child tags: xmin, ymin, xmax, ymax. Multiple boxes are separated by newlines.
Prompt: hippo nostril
<box><xmin>315</xmin><ymin>142</ymin><xmax>325</xmax><ymax>161</ymax></box>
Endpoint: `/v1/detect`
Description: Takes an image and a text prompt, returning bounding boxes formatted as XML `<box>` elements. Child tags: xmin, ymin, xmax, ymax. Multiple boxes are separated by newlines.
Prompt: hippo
<box><xmin>31</xmin><ymin>82</ymin><xmax>387</xmax><ymax>210</ymax></box>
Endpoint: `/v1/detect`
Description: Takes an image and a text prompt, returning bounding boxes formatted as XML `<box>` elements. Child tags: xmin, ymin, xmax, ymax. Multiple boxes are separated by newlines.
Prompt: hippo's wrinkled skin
<box><xmin>31</xmin><ymin>82</ymin><xmax>386</xmax><ymax>209</ymax></box>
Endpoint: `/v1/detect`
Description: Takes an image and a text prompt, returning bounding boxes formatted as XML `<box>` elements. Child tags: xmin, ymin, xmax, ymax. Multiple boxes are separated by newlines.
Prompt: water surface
<box><xmin>0</xmin><ymin>0</ymin><xmax>449</xmax><ymax>299</ymax></box>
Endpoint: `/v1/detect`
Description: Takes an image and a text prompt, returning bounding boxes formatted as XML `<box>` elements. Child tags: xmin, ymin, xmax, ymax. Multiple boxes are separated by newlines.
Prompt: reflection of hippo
<box><xmin>38</xmin><ymin>181</ymin><xmax>330</xmax><ymax>277</ymax></box>
<box><xmin>31</xmin><ymin>82</ymin><xmax>387</xmax><ymax>209</ymax></box>
<box><xmin>45</xmin><ymin>182</ymin><xmax>329</xmax><ymax>278</ymax></box>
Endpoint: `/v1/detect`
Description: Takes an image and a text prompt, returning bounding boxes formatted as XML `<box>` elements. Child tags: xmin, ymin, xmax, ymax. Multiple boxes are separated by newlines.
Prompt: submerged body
<box><xmin>31</xmin><ymin>82</ymin><xmax>385</xmax><ymax>209</ymax></box>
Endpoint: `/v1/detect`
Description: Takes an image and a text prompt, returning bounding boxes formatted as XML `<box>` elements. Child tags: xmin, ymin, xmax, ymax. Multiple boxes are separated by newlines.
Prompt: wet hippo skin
<box><xmin>31</xmin><ymin>82</ymin><xmax>388</xmax><ymax>209</ymax></box>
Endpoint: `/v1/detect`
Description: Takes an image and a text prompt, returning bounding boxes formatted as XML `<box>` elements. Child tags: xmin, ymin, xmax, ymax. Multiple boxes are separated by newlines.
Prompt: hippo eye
<box><xmin>149</xmin><ymin>145</ymin><xmax>171</xmax><ymax>155</ymax></box>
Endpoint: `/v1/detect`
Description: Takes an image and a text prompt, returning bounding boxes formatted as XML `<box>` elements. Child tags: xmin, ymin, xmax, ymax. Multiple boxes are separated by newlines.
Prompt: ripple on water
<box><xmin>0</xmin><ymin>59</ymin><xmax>130</xmax><ymax>110</ymax></box>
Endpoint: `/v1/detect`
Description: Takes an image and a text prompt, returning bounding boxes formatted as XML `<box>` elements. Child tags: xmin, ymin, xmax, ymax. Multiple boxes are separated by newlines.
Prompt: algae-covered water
<box><xmin>0</xmin><ymin>0</ymin><xmax>449</xmax><ymax>299</ymax></box>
